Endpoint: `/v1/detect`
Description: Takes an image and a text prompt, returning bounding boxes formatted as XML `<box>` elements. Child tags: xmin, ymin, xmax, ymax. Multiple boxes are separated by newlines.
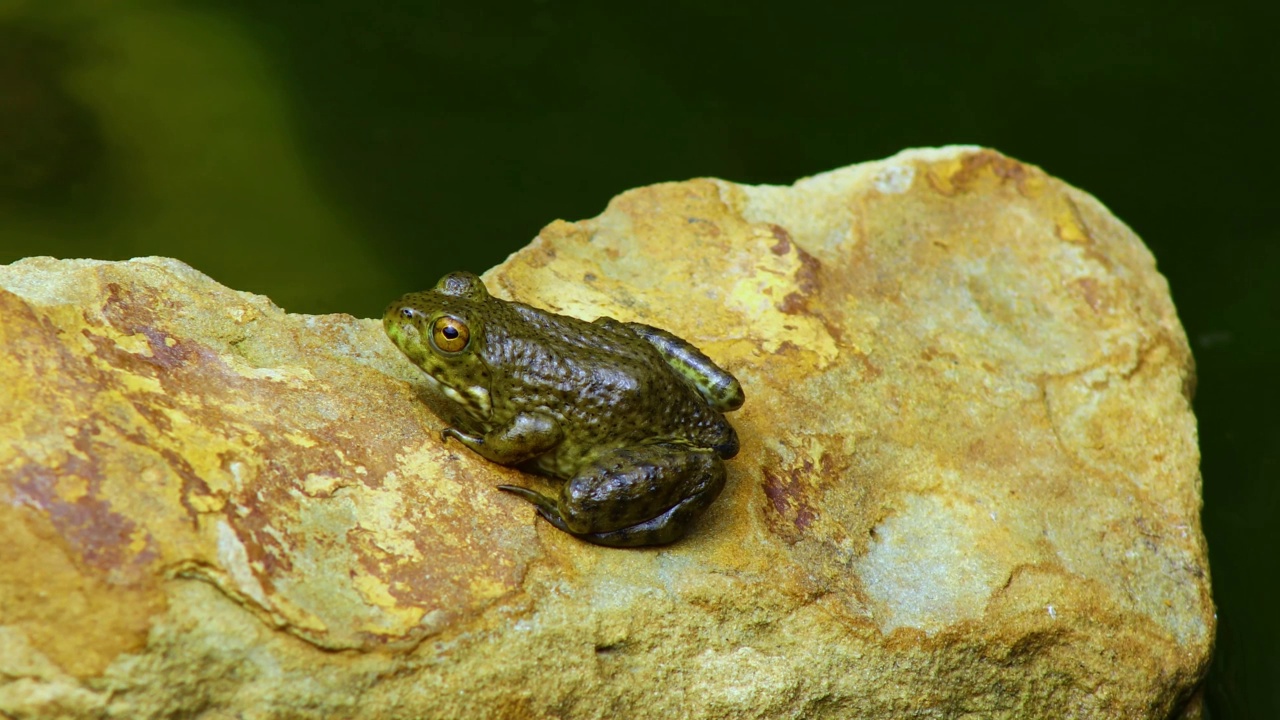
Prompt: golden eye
<box><xmin>431</xmin><ymin>315</ymin><xmax>470</xmax><ymax>353</ymax></box>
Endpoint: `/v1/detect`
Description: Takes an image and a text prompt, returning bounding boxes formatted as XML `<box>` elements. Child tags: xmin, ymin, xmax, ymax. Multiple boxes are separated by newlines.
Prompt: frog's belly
<box><xmin>527</xmin><ymin>444</ymin><xmax>591</xmax><ymax>480</ymax></box>
<box><xmin>528</xmin><ymin>433</ymin><xmax>644</xmax><ymax>480</ymax></box>
<box><xmin>527</xmin><ymin>434</ymin><xmax>691</xmax><ymax>481</ymax></box>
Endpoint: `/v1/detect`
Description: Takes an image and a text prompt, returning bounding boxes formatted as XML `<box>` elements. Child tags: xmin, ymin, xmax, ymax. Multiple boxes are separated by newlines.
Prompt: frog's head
<box><xmin>384</xmin><ymin>272</ymin><xmax>494</xmax><ymax>419</ymax></box>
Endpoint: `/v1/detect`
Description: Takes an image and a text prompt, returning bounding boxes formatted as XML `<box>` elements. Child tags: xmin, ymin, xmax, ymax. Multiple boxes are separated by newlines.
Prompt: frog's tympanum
<box><xmin>384</xmin><ymin>272</ymin><xmax>744</xmax><ymax>548</ymax></box>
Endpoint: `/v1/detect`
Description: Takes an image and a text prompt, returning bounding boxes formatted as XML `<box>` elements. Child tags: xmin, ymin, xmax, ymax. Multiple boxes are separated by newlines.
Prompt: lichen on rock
<box><xmin>0</xmin><ymin>147</ymin><xmax>1212</xmax><ymax>719</ymax></box>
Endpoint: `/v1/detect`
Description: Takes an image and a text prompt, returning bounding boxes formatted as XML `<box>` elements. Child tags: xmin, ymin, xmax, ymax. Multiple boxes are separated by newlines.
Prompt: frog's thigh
<box><xmin>558</xmin><ymin>444</ymin><xmax>725</xmax><ymax>539</ymax></box>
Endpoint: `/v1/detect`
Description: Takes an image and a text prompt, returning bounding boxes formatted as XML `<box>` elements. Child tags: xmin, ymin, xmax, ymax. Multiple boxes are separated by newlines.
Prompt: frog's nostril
<box><xmin>401</xmin><ymin>307</ymin><xmax>415</xmax><ymax>320</ymax></box>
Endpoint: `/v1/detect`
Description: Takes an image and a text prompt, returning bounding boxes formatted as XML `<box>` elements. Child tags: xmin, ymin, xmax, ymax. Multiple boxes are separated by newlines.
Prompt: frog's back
<box><xmin>481</xmin><ymin>302</ymin><xmax>737</xmax><ymax>472</ymax></box>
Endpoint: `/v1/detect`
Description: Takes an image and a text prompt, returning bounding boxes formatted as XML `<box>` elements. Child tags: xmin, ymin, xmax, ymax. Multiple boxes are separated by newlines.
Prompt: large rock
<box><xmin>0</xmin><ymin>147</ymin><xmax>1211</xmax><ymax>718</ymax></box>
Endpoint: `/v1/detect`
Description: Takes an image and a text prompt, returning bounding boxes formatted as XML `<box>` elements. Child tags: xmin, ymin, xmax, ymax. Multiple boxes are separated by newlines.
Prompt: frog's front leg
<box><xmin>442</xmin><ymin>412</ymin><xmax>563</xmax><ymax>466</ymax></box>
<box><xmin>498</xmin><ymin>443</ymin><xmax>726</xmax><ymax>547</ymax></box>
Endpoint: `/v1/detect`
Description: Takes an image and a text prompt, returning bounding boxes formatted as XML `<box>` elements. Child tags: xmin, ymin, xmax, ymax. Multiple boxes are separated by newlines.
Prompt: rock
<box><xmin>0</xmin><ymin>147</ymin><xmax>1211</xmax><ymax>719</ymax></box>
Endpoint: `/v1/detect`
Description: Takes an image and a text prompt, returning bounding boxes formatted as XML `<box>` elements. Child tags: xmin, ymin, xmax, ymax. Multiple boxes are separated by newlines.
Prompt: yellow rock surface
<box><xmin>0</xmin><ymin>147</ymin><xmax>1211</xmax><ymax>719</ymax></box>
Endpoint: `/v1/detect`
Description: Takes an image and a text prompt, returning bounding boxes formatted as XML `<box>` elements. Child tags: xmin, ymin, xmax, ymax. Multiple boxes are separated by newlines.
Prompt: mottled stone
<box><xmin>0</xmin><ymin>147</ymin><xmax>1211</xmax><ymax>719</ymax></box>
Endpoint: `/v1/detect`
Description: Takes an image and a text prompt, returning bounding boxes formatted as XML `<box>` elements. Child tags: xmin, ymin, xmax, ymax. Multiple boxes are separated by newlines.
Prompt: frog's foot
<box><xmin>496</xmin><ymin>484</ymin><xmax>562</xmax><ymax>520</ymax></box>
<box><xmin>441</xmin><ymin>426</ymin><xmax>481</xmax><ymax>447</ymax></box>
<box><xmin>497</xmin><ymin>483</ymin><xmax>600</xmax><ymax>539</ymax></box>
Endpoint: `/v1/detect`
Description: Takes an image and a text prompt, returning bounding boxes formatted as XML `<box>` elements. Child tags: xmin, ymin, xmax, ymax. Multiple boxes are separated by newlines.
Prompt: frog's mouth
<box><xmin>384</xmin><ymin>322</ymin><xmax>425</xmax><ymax>368</ymax></box>
<box><xmin>386</xmin><ymin>311</ymin><xmax>494</xmax><ymax>419</ymax></box>
<box><xmin>410</xmin><ymin>335</ymin><xmax>495</xmax><ymax>420</ymax></box>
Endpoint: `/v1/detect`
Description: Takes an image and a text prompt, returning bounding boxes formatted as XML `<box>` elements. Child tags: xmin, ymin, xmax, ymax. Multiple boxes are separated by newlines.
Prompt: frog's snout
<box><xmin>385</xmin><ymin>302</ymin><xmax>420</xmax><ymax>326</ymax></box>
<box><xmin>386</xmin><ymin>303</ymin><xmax>423</xmax><ymax>322</ymax></box>
<box><xmin>383</xmin><ymin>303</ymin><xmax>425</xmax><ymax>345</ymax></box>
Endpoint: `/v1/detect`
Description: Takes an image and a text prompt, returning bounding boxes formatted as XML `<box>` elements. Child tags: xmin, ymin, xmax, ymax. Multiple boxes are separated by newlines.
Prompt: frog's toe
<box><xmin>497</xmin><ymin>484</ymin><xmax>572</xmax><ymax>530</ymax></box>
<box><xmin>532</xmin><ymin>505</ymin><xmax>573</xmax><ymax>534</ymax></box>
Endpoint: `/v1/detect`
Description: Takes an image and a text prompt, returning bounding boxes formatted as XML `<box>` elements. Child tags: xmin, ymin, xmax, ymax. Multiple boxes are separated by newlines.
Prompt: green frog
<box><xmin>383</xmin><ymin>271</ymin><xmax>744</xmax><ymax>547</ymax></box>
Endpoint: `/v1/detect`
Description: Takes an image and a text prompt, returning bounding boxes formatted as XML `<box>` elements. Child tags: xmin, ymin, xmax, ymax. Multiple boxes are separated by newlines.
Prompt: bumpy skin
<box><xmin>383</xmin><ymin>271</ymin><xmax>744</xmax><ymax>547</ymax></box>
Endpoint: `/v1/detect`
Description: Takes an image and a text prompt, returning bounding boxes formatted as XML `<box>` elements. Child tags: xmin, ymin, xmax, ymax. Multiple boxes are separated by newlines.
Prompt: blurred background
<box><xmin>1</xmin><ymin>1</ymin><xmax>1274</xmax><ymax>716</ymax></box>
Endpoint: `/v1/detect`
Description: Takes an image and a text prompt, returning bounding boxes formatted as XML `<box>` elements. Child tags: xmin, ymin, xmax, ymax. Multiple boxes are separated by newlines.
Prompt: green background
<box><xmin>2</xmin><ymin>2</ymin><xmax>1274</xmax><ymax>716</ymax></box>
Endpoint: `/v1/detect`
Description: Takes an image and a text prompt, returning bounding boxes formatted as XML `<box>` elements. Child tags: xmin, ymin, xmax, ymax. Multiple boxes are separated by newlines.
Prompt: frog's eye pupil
<box><xmin>442</xmin><ymin>326</ymin><xmax>459</xmax><ymax>340</ymax></box>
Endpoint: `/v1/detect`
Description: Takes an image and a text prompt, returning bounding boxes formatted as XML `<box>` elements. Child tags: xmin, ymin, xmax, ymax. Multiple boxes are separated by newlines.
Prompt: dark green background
<box><xmin>2</xmin><ymin>2</ymin><xmax>1275</xmax><ymax>717</ymax></box>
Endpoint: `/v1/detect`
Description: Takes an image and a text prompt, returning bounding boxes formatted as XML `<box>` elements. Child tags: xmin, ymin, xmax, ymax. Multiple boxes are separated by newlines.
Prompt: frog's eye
<box><xmin>431</xmin><ymin>315</ymin><xmax>470</xmax><ymax>353</ymax></box>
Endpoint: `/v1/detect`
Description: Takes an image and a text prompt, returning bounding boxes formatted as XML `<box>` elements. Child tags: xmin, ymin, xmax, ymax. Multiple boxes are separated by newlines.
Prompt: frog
<box><xmin>383</xmin><ymin>271</ymin><xmax>744</xmax><ymax>548</ymax></box>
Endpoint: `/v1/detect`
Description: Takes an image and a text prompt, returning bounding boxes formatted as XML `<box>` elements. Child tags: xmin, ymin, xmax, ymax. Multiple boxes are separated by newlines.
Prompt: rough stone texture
<box><xmin>0</xmin><ymin>147</ymin><xmax>1211</xmax><ymax>719</ymax></box>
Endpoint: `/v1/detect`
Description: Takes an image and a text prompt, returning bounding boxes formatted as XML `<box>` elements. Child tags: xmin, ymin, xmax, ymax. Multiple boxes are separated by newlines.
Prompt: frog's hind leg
<box><xmin>499</xmin><ymin>444</ymin><xmax>726</xmax><ymax>548</ymax></box>
<box><xmin>495</xmin><ymin>484</ymin><xmax>565</xmax><ymax>526</ymax></box>
<box><xmin>573</xmin><ymin>487</ymin><xmax>722</xmax><ymax>547</ymax></box>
